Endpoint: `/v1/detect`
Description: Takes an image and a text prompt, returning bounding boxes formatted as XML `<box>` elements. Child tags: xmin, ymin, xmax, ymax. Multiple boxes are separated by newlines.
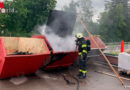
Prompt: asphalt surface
<box><xmin>0</xmin><ymin>58</ymin><xmax>130</xmax><ymax>90</ymax></box>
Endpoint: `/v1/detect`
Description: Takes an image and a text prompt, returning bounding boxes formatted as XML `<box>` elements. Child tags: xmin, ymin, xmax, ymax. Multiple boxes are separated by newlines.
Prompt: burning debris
<box><xmin>8</xmin><ymin>51</ymin><xmax>33</xmax><ymax>55</ymax></box>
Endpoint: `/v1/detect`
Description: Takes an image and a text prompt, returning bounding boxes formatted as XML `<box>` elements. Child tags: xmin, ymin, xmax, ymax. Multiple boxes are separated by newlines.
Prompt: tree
<box><xmin>0</xmin><ymin>0</ymin><xmax>56</xmax><ymax>36</ymax></box>
<box><xmin>63</xmin><ymin>0</ymin><xmax>95</xmax><ymax>36</ymax></box>
<box><xmin>98</xmin><ymin>1</ymin><xmax>129</xmax><ymax>42</ymax></box>
<box><xmin>79</xmin><ymin>0</ymin><xmax>93</xmax><ymax>23</ymax></box>
<box><xmin>78</xmin><ymin>0</ymin><xmax>100</xmax><ymax>36</ymax></box>
<box><xmin>63</xmin><ymin>0</ymin><xmax>77</xmax><ymax>13</ymax></box>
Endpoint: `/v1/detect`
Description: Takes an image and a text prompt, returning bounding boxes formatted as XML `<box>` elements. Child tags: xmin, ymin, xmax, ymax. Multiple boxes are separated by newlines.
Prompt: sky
<box><xmin>1</xmin><ymin>0</ymin><xmax>108</xmax><ymax>22</ymax></box>
<box><xmin>56</xmin><ymin>0</ymin><xmax>109</xmax><ymax>22</ymax></box>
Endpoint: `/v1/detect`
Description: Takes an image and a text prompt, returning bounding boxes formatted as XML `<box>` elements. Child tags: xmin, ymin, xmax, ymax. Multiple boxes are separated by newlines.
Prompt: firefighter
<box><xmin>75</xmin><ymin>33</ymin><xmax>91</xmax><ymax>79</ymax></box>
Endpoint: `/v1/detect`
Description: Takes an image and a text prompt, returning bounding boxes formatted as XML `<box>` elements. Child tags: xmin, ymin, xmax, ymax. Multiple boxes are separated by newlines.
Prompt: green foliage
<box><xmin>108</xmin><ymin>51</ymin><xmax>120</xmax><ymax>56</ymax></box>
<box><xmin>79</xmin><ymin>0</ymin><xmax>93</xmax><ymax>23</ymax></box>
<box><xmin>0</xmin><ymin>0</ymin><xmax>56</xmax><ymax>36</ymax></box>
<box><xmin>63</xmin><ymin>0</ymin><xmax>77</xmax><ymax>13</ymax></box>
<box><xmin>98</xmin><ymin>1</ymin><xmax>130</xmax><ymax>42</ymax></box>
<box><xmin>78</xmin><ymin>0</ymin><xmax>94</xmax><ymax>36</ymax></box>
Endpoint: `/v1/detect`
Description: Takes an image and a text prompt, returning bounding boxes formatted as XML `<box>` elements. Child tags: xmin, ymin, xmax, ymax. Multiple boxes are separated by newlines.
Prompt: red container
<box><xmin>32</xmin><ymin>35</ymin><xmax>78</xmax><ymax>70</ymax></box>
<box><xmin>44</xmin><ymin>51</ymin><xmax>78</xmax><ymax>70</ymax></box>
<box><xmin>85</xmin><ymin>36</ymin><xmax>106</xmax><ymax>49</ymax></box>
<box><xmin>0</xmin><ymin>37</ymin><xmax>50</xmax><ymax>79</ymax></box>
<box><xmin>32</xmin><ymin>35</ymin><xmax>106</xmax><ymax>70</ymax></box>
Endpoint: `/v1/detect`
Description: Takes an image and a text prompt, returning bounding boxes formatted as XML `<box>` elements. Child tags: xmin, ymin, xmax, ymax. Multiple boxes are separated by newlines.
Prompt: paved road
<box><xmin>0</xmin><ymin>58</ymin><xmax>130</xmax><ymax>90</ymax></box>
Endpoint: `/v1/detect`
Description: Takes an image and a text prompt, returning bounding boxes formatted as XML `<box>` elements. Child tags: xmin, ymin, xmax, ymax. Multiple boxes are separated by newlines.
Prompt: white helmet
<box><xmin>76</xmin><ymin>33</ymin><xmax>83</xmax><ymax>38</ymax></box>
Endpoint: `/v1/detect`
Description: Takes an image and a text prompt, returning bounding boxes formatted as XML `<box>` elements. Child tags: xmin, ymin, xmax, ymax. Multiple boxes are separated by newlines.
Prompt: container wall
<box><xmin>32</xmin><ymin>35</ymin><xmax>78</xmax><ymax>70</ymax></box>
<box><xmin>85</xmin><ymin>36</ymin><xmax>106</xmax><ymax>49</ymax></box>
<box><xmin>0</xmin><ymin>37</ymin><xmax>6</xmax><ymax>75</ymax></box>
<box><xmin>0</xmin><ymin>54</ymin><xmax>47</xmax><ymax>79</ymax></box>
<box><xmin>31</xmin><ymin>35</ymin><xmax>53</xmax><ymax>68</ymax></box>
<box><xmin>0</xmin><ymin>37</ymin><xmax>50</xmax><ymax>79</ymax></box>
<box><xmin>44</xmin><ymin>52</ymin><xmax>78</xmax><ymax>70</ymax></box>
<box><xmin>31</xmin><ymin>35</ymin><xmax>53</xmax><ymax>52</ymax></box>
<box><xmin>2</xmin><ymin>37</ymin><xmax>49</xmax><ymax>55</ymax></box>
<box><xmin>2</xmin><ymin>37</ymin><xmax>19</xmax><ymax>55</ymax></box>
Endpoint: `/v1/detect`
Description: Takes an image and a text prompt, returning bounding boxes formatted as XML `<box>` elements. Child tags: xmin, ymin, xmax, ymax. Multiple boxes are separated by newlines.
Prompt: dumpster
<box><xmin>32</xmin><ymin>35</ymin><xmax>106</xmax><ymax>70</ymax></box>
<box><xmin>45</xmin><ymin>36</ymin><xmax>106</xmax><ymax>70</ymax></box>
<box><xmin>44</xmin><ymin>51</ymin><xmax>78</xmax><ymax>70</ymax></box>
<box><xmin>0</xmin><ymin>37</ymin><xmax>50</xmax><ymax>79</ymax></box>
<box><xmin>85</xmin><ymin>36</ymin><xmax>105</xmax><ymax>49</ymax></box>
<box><xmin>31</xmin><ymin>10</ymin><xmax>106</xmax><ymax>70</ymax></box>
<box><xmin>32</xmin><ymin>35</ymin><xmax>78</xmax><ymax>70</ymax></box>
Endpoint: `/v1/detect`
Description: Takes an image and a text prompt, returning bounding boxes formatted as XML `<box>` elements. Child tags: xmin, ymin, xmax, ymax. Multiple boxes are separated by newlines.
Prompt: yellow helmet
<box><xmin>76</xmin><ymin>33</ymin><xmax>83</xmax><ymax>38</ymax></box>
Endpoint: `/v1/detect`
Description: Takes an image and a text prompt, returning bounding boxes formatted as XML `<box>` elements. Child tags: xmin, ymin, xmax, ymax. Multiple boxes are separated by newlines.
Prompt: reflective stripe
<box><xmin>79</xmin><ymin>69</ymin><xmax>82</xmax><ymax>72</ymax></box>
<box><xmin>82</xmin><ymin>44</ymin><xmax>87</xmax><ymax>48</ymax></box>
<box><xmin>82</xmin><ymin>70</ymin><xmax>87</xmax><ymax>74</ymax></box>
<box><xmin>82</xmin><ymin>50</ymin><xmax>87</xmax><ymax>53</ymax></box>
<box><xmin>78</xmin><ymin>52</ymin><xmax>82</xmax><ymax>55</ymax></box>
<box><xmin>79</xmin><ymin>69</ymin><xmax>87</xmax><ymax>73</ymax></box>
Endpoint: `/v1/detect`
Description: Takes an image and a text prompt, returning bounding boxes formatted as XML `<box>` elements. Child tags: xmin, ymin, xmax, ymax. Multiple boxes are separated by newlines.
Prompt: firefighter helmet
<box><xmin>76</xmin><ymin>33</ymin><xmax>83</xmax><ymax>38</ymax></box>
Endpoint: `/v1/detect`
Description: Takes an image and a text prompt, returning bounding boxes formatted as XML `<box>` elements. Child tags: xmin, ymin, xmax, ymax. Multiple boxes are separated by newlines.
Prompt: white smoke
<box><xmin>37</xmin><ymin>25</ymin><xmax>76</xmax><ymax>52</ymax></box>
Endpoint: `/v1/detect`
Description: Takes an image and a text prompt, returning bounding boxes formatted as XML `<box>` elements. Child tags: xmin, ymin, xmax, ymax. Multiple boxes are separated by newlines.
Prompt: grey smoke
<box><xmin>37</xmin><ymin>25</ymin><xmax>76</xmax><ymax>52</ymax></box>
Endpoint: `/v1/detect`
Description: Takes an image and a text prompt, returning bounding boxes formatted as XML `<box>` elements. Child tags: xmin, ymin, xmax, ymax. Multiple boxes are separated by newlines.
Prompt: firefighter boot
<box><xmin>79</xmin><ymin>73</ymin><xmax>86</xmax><ymax>79</ymax></box>
<box><xmin>79</xmin><ymin>72</ymin><xmax>84</xmax><ymax>79</ymax></box>
<box><xmin>82</xmin><ymin>73</ymin><xmax>86</xmax><ymax>78</ymax></box>
<box><xmin>77</xmin><ymin>72</ymin><xmax>82</xmax><ymax>77</ymax></box>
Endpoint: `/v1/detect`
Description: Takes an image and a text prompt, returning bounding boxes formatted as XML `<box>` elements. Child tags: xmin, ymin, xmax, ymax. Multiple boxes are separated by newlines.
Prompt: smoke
<box><xmin>37</xmin><ymin>25</ymin><xmax>76</xmax><ymax>52</ymax></box>
<box><xmin>34</xmin><ymin>10</ymin><xmax>77</xmax><ymax>52</ymax></box>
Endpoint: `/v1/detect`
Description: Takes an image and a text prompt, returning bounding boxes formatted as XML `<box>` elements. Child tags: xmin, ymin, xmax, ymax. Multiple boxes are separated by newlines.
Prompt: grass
<box><xmin>107</xmin><ymin>51</ymin><xmax>120</xmax><ymax>56</ymax></box>
<box><xmin>107</xmin><ymin>50</ymin><xmax>130</xmax><ymax>56</ymax></box>
<box><xmin>126</xmin><ymin>50</ymin><xmax>130</xmax><ymax>53</ymax></box>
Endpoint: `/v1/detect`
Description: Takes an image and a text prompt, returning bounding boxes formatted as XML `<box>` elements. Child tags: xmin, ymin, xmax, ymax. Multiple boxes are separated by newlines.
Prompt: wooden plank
<box><xmin>2</xmin><ymin>37</ymin><xmax>48</xmax><ymax>55</ymax></box>
<box><xmin>2</xmin><ymin>37</ymin><xmax>19</xmax><ymax>55</ymax></box>
<box><xmin>96</xmin><ymin>71</ymin><xmax>130</xmax><ymax>81</ymax></box>
<box><xmin>18</xmin><ymin>38</ymin><xmax>47</xmax><ymax>54</ymax></box>
<box><xmin>77</xmin><ymin>16</ymin><xmax>125</xmax><ymax>86</ymax></box>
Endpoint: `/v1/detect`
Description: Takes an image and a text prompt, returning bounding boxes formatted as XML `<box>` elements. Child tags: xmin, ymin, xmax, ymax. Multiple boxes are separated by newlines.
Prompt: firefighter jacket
<box><xmin>76</xmin><ymin>37</ymin><xmax>88</xmax><ymax>56</ymax></box>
